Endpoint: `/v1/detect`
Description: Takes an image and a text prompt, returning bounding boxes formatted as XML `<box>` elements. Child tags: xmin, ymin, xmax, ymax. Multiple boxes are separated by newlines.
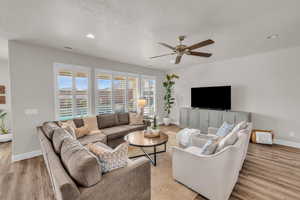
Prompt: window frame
<box><xmin>53</xmin><ymin>63</ymin><xmax>92</xmax><ymax>120</ymax></box>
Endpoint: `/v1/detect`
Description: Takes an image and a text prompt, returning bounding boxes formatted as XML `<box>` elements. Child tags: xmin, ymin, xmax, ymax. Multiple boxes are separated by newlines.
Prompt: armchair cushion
<box><xmin>201</xmin><ymin>139</ymin><xmax>220</xmax><ymax>155</ymax></box>
<box><xmin>216</xmin><ymin>122</ymin><xmax>234</xmax><ymax>137</ymax></box>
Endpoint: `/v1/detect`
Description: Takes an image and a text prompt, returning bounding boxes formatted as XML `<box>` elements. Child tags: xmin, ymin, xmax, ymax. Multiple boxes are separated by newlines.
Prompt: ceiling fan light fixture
<box><xmin>86</xmin><ymin>33</ymin><xmax>95</xmax><ymax>39</ymax></box>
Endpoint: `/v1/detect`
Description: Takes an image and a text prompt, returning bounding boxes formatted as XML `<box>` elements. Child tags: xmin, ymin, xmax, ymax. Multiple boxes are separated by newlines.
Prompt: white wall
<box><xmin>0</xmin><ymin>59</ymin><xmax>11</xmax><ymax>131</ymax></box>
<box><xmin>169</xmin><ymin>46</ymin><xmax>300</xmax><ymax>143</ymax></box>
<box><xmin>9</xmin><ymin>41</ymin><xmax>165</xmax><ymax>156</ymax></box>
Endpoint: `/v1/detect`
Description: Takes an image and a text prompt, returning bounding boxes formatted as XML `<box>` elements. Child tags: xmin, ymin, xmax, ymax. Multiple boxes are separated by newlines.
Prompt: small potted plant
<box><xmin>163</xmin><ymin>73</ymin><xmax>179</xmax><ymax>125</ymax></box>
<box><xmin>0</xmin><ymin>110</ymin><xmax>9</xmax><ymax>135</ymax></box>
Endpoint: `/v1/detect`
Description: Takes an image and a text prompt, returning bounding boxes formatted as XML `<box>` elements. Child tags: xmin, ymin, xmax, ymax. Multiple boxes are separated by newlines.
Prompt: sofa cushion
<box><xmin>61</xmin><ymin>137</ymin><xmax>102</xmax><ymax>187</ymax></box>
<box><xmin>73</xmin><ymin>118</ymin><xmax>84</xmax><ymax>128</ymax></box>
<box><xmin>42</xmin><ymin>122</ymin><xmax>60</xmax><ymax>139</ymax></box>
<box><xmin>52</xmin><ymin>128</ymin><xmax>74</xmax><ymax>154</ymax></box>
<box><xmin>117</xmin><ymin>113</ymin><xmax>129</xmax><ymax>125</ymax></box>
<box><xmin>83</xmin><ymin>116</ymin><xmax>99</xmax><ymax>132</ymax></box>
<box><xmin>78</xmin><ymin>133</ymin><xmax>107</xmax><ymax>146</ymax></box>
<box><xmin>125</xmin><ymin>124</ymin><xmax>147</xmax><ymax>132</ymax></box>
<box><xmin>97</xmin><ymin>114</ymin><xmax>118</xmax><ymax>129</ymax></box>
<box><xmin>129</xmin><ymin>112</ymin><xmax>144</xmax><ymax>125</ymax></box>
<box><xmin>87</xmin><ymin>142</ymin><xmax>128</xmax><ymax>173</ymax></box>
<box><xmin>59</xmin><ymin>120</ymin><xmax>77</xmax><ymax>138</ymax></box>
<box><xmin>101</xmin><ymin>126</ymin><xmax>130</xmax><ymax>140</ymax></box>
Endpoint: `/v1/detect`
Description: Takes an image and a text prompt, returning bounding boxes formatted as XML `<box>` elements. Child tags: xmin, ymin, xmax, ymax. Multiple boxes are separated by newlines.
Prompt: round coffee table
<box><xmin>124</xmin><ymin>131</ymin><xmax>168</xmax><ymax>166</ymax></box>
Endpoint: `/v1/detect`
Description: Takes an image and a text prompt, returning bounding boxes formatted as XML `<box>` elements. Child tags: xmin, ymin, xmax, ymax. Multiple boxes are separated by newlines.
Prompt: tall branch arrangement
<box><xmin>0</xmin><ymin>110</ymin><xmax>8</xmax><ymax>134</ymax></box>
<box><xmin>163</xmin><ymin>73</ymin><xmax>179</xmax><ymax>117</ymax></box>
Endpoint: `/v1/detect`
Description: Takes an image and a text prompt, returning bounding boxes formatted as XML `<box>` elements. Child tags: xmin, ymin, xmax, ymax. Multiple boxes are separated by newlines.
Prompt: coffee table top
<box><xmin>124</xmin><ymin>131</ymin><xmax>168</xmax><ymax>147</ymax></box>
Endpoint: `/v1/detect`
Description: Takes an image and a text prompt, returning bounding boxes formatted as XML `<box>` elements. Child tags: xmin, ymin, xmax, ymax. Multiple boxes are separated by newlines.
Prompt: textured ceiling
<box><xmin>0</xmin><ymin>0</ymin><xmax>300</xmax><ymax>69</ymax></box>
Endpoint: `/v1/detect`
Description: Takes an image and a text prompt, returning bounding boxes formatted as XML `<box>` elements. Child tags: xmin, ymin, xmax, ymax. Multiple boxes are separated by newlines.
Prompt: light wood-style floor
<box><xmin>1</xmin><ymin>126</ymin><xmax>300</xmax><ymax>200</ymax></box>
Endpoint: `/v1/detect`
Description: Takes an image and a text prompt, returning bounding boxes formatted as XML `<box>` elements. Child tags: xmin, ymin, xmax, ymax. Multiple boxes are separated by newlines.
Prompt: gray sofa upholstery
<box><xmin>37</xmin><ymin>112</ymin><xmax>151</xmax><ymax>200</ymax></box>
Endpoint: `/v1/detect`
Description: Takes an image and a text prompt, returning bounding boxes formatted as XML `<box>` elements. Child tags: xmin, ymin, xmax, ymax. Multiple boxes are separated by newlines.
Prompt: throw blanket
<box><xmin>176</xmin><ymin>128</ymin><xmax>201</xmax><ymax>147</ymax></box>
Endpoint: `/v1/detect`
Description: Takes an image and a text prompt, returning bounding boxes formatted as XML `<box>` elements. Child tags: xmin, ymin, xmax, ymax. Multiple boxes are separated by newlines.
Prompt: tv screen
<box><xmin>191</xmin><ymin>86</ymin><xmax>231</xmax><ymax>110</ymax></box>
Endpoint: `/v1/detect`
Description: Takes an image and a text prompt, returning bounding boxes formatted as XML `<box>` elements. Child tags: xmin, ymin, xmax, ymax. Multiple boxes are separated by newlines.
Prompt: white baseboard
<box><xmin>12</xmin><ymin>150</ymin><xmax>42</xmax><ymax>162</ymax></box>
<box><xmin>274</xmin><ymin>139</ymin><xmax>300</xmax><ymax>149</ymax></box>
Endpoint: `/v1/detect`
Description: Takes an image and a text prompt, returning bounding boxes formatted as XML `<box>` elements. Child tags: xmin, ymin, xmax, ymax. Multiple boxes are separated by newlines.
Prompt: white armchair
<box><xmin>172</xmin><ymin>124</ymin><xmax>252</xmax><ymax>200</ymax></box>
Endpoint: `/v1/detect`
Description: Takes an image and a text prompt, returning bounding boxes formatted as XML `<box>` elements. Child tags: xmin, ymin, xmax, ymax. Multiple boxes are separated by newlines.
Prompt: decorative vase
<box><xmin>163</xmin><ymin>117</ymin><xmax>171</xmax><ymax>126</ymax></box>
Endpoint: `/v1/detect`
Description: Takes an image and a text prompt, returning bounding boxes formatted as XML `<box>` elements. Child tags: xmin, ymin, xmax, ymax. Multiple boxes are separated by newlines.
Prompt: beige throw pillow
<box><xmin>129</xmin><ymin>112</ymin><xmax>144</xmax><ymax>125</ymax></box>
<box><xmin>75</xmin><ymin>126</ymin><xmax>90</xmax><ymax>138</ymax></box>
<box><xmin>87</xmin><ymin>142</ymin><xmax>128</xmax><ymax>173</ymax></box>
<box><xmin>83</xmin><ymin>116</ymin><xmax>99</xmax><ymax>133</ymax></box>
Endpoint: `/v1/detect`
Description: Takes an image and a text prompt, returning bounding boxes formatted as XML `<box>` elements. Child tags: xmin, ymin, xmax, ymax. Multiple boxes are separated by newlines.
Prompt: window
<box><xmin>113</xmin><ymin>75</ymin><xmax>127</xmax><ymax>113</ymax></box>
<box><xmin>127</xmin><ymin>76</ymin><xmax>139</xmax><ymax>112</ymax></box>
<box><xmin>54</xmin><ymin>64</ymin><xmax>91</xmax><ymax>120</ymax></box>
<box><xmin>95</xmin><ymin>73</ymin><xmax>113</xmax><ymax>114</ymax></box>
<box><xmin>95</xmin><ymin>70</ymin><xmax>142</xmax><ymax>114</ymax></box>
<box><xmin>141</xmin><ymin>77</ymin><xmax>156</xmax><ymax>117</ymax></box>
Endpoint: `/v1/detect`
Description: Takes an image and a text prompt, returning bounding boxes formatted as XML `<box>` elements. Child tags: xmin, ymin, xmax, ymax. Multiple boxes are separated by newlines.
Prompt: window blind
<box><xmin>58</xmin><ymin>71</ymin><xmax>73</xmax><ymax>120</ymax></box>
<box><xmin>113</xmin><ymin>75</ymin><xmax>126</xmax><ymax>113</ymax></box>
<box><xmin>96</xmin><ymin>73</ymin><xmax>113</xmax><ymax>114</ymax></box>
<box><xmin>55</xmin><ymin>66</ymin><xmax>90</xmax><ymax>120</ymax></box>
<box><xmin>127</xmin><ymin>76</ymin><xmax>139</xmax><ymax>112</ymax></box>
<box><xmin>142</xmin><ymin>78</ymin><xmax>156</xmax><ymax>117</ymax></box>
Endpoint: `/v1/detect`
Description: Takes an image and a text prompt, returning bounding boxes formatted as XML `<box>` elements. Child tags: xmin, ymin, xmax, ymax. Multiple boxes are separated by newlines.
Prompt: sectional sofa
<box><xmin>37</xmin><ymin>113</ymin><xmax>151</xmax><ymax>200</ymax></box>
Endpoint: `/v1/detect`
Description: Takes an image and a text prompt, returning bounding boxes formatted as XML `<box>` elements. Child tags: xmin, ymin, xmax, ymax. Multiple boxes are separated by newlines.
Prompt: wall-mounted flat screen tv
<box><xmin>191</xmin><ymin>86</ymin><xmax>231</xmax><ymax>110</ymax></box>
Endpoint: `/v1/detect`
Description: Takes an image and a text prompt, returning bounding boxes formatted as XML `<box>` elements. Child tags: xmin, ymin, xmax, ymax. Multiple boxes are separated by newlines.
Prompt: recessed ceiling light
<box><xmin>86</xmin><ymin>33</ymin><xmax>95</xmax><ymax>39</ymax></box>
<box><xmin>267</xmin><ymin>34</ymin><xmax>279</xmax><ymax>39</ymax></box>
<box><xmin>64</xmin><ymin>46</ymin><xmax>72</xmax><ymax>50</ymax></box>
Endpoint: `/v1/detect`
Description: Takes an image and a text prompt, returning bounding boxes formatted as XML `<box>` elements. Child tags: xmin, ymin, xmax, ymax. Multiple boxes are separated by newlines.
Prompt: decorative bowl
<box><xmin>144</xmin><ymin>129</ymin><xmax>160</xmax><ymax>138</ymax></box>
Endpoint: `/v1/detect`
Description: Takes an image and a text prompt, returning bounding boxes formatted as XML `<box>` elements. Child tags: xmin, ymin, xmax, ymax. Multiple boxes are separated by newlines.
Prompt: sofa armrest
<box><xmin>208</xmin><ymin>127</ymin><xmax>218</xmax><ymax>135</ymax></box>
<box><xmin>80</xmin><ymin>157</ymin><xmax>151</xmax><ymax>200</ymax></box>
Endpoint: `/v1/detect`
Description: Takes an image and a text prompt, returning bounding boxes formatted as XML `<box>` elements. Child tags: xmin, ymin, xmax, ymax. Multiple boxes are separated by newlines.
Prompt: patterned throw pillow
<box><xmin>87</xmin><ymin>142</ymin><xmax>128</xmax><ymax>173</ymax></box>
<box><xmin>129</xmin><ymin>112</ymin><xmax>144</xmax><ymax>125</ymax></box>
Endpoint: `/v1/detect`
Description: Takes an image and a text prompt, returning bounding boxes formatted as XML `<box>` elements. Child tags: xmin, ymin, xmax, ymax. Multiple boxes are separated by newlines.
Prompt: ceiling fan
<box><xmin>150</xmin><ymin>36</ymin><xmax>214</xmax><ymax>64</ymax></box>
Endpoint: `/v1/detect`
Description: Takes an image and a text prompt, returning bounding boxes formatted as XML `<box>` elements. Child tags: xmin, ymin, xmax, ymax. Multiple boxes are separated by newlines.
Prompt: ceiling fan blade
<box><xmin>150</xmin><ymin>52</ymin><xmax>176</xmax><ymax>59</ymax></box>
<box><xmin>158</xmin><ymin>42</ymin><xmax>176</xmax><ymax>50</ymax></box>
<box><xmin>189</xmin><ymin>51</ymin><xmax>212</xmax><ymax>57</ymax></box>
<box><xmin>175</xmin><ymin>55</ymin><xmax>182</xmax><ymax>64</ymax></box>
<box><xmin>184</xmin><ymin>39</ymin><xmax>214</xmax><ymax>50</ymax></box>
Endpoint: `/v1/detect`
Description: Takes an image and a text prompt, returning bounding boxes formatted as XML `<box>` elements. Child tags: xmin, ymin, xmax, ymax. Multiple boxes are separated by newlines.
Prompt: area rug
<box><xmin>128</xmin><ymin>125</ymin><xmax>198</xmax><ymax>200</ymax></box>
